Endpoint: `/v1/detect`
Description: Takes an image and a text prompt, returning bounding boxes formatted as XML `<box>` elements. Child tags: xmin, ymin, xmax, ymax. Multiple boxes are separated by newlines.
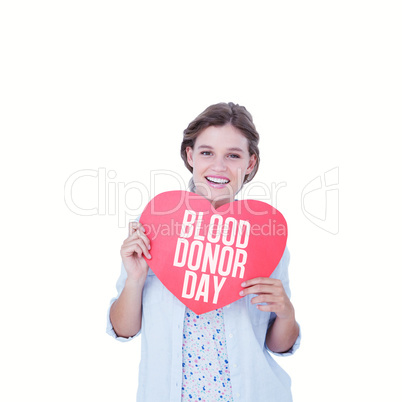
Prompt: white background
<box><xmin>1</xmin><ymin>1</ymin><xmax>401</xmax><ymax>401</ymax></box>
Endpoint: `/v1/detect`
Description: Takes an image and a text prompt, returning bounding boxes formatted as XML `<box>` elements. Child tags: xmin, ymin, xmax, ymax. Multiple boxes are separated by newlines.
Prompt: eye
<box><xmin>228</xmin><ymin>154</ymin><xmax>240</xmax><ymax>159</ymax></box>
<box><xmin>201</xmin><ymin>151</ymin><xmax>212</xmax><ymax>156</ymax></box>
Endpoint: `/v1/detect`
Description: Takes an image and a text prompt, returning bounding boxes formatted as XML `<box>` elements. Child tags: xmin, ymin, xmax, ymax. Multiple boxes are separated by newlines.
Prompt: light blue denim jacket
<box><xmin>107</xmin><ymin>246</ymin><xmax>300</xmax><ymax>402</ymax></box>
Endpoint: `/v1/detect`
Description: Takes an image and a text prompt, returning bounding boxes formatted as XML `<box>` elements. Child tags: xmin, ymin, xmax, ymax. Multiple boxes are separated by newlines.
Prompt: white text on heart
<box><xmin>172</xmin><ymin>210</ymin><xmax>250</xmax><ymax>304</ymax></box>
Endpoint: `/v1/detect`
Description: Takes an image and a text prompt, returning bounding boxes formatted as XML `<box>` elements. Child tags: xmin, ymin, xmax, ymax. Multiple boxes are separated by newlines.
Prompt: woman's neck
<box><xmin>210</xmin><ymin>196</ymin><xmax>235</xmax><ymax>210</ymax></box>
<box><xmin>191</xmin><ymin>189</ymin><xmax>236</xmax><ymax>209</ymax></box>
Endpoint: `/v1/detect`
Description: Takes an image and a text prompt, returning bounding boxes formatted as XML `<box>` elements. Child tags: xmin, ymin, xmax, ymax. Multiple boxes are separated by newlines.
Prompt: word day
<box><xmin>172</xmin><ymin>210</ymin><xmax>251</xmax><ymax>304</ymax></box>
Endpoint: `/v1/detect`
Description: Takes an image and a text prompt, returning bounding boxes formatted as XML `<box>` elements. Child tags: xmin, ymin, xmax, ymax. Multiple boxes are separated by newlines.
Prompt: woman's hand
<box><xmin>110</xmin><ymin>221</ymin><xmax>150</xmax><ymax>338</ymax></box>
<box><xmin>120</xmin><ymin>221</ymin><xmax>151</xmax><ymax>283</ymax></box>
<box><xmin>240</xmin><ymin>277</ymin><xmax>299</xmax><ymax>353</ymax></box>
<box><xmin>240</xmin><ymin>277</ymin><xmax>295</xmax><ymax>319</ymax></box>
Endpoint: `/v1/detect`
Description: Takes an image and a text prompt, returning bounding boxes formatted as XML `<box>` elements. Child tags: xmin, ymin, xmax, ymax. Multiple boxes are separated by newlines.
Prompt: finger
<box><xmin>129</xmin><ymin>221</ymin><xmax>146</xmax><ymax>235</ymax></box>
<box><xmin>127</xmin><ymin>232</ymin><xmax>151</xmax><ymax>253</ymax></box>
<box><xmin>135</xmin><ymin>229</ymin><xmax>151</xmax><ymax>250</ymax></box>
<box><xmin>241</xmin><ymin>277</ymin><xmax>281</xmax><ymax>288</ymax></box>
<box><xmin>129</xmin><ymin>224</ymin><xmax>151</xmax><ymax>248</ymax></box>
<box><xmin>121</xmin><ymin>243</ymin><xmax>143</xmax><ymax>258</ymax></box>
<box><xmin>127</xmin><ymin>229</ymin><xmax>151</xmax><ymax>248</ymax></box>
<box><xmin>255</xmin><ymin>304</ymin><xmax>276</xmax><ymax>312</ymax></box>
<box><xmin>129</xmin><ymin>243</ymin><xmax>151</xmax><ymax>259</ymax></box>
<box><xmin>256</xmin><ymin>301</ymin><xmax>295</xmax><ymax>319</ymax></box>
<box><xmin>122</xmin><ymin>239</ymin><xmax>152</xmax><ymax>259</ymax></box>
<box><xmin>129</xmin><ymin>221</ymin><xmax>137</xmax><ymax>236</ymax></box>
<box><xmin>250</xmin><ymin>294</ymin><xmax>282</xmax><ymax>305</ymax></box>
<box><xmin>133</xmin><ymin>221</ymin><xmax>146</xmax><ymax>232</ymax></box>
<box><xmin>240</xmin><ymin>284</ymin><xmax>279</xmax><ymax>297</ymax></box>
<box><xmin>133</xmin><ymin>241</ymin><xmax>151</xmax><ymax>259</ymax></box>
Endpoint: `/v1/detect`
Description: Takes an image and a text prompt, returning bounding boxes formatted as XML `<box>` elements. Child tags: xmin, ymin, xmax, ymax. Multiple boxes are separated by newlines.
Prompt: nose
<box><xmin>212</xmin><ymin>155</ymin><xmax>227</xmax><ymax>172</ymax></box>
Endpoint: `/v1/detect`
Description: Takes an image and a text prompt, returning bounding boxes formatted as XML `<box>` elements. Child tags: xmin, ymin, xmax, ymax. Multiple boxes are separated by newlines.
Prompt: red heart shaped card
<box><xmin>140</xmin><ymin>191</ymin><xmax>287</xmax><ymax>314</ymax></box>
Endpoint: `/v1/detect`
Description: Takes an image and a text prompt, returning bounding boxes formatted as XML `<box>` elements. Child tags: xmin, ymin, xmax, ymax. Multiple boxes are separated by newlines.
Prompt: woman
<box><xmin>107</xmin><ymin>102</ymin><xmax>300</xmax><ymax>402</ymax></box>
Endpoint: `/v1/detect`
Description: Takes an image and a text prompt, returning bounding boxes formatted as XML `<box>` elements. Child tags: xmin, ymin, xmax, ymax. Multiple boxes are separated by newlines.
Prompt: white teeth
<box><xmin>206</xmin><ymin>176</ymin><xmax>229</xmax><ymax>184</ymax></box>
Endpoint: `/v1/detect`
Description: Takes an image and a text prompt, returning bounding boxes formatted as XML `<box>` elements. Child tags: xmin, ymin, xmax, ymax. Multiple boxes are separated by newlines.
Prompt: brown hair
<box><xmin>180</xmin><ymin>102</ymin><xmax>260</xmax><ymax>190</ymax></box>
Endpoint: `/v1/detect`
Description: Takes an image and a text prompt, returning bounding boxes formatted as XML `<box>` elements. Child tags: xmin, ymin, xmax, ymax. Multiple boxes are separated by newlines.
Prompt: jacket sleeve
<box><xmin>266</xmin><ymin>246</ymin><xmax>301</xmax><ymax>356</ymax></box>
<box><xmin>106</xmin><ymin>262</ymin><xmax>141</xmax><ymax>342</ymax></box>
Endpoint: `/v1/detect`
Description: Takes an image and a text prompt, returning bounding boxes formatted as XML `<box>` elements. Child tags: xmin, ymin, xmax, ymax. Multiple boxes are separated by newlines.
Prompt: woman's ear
<box><xmin>186</xmin><ymin>146</ymin><xmax>194</xmax><ymax>168</ymax></box>
<box><xmin>246</xmin><ymin>154</ymin><xmax>257</xmax><ymax>174</ymax></box>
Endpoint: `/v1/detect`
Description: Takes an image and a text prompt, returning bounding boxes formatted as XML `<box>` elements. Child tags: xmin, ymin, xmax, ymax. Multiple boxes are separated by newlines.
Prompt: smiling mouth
<box><xmin>206</xmin><ymin>176</ymin><xmax>230</xmax><ymax>184</ymax></box>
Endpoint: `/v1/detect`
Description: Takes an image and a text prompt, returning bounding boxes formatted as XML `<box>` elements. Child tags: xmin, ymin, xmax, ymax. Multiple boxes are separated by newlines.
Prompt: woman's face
<box><xmin>186</xmin><ymin>124</ymin><xmax>256</xmax><ymax>208</ymax></box>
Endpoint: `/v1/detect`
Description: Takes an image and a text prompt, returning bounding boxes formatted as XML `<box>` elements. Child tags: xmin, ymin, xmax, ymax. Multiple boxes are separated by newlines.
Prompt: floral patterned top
<box><xmin>181</xmin><ymin>307</ymin><xmax>233</xmax><ymax>402</ymax></box>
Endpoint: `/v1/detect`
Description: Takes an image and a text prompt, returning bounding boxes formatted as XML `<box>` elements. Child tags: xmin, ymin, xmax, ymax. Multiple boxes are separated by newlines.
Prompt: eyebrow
<box><xmin>196</xmin><ymin>145</ymin><xmax>246</xmax><ymax>153</ymax></box>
